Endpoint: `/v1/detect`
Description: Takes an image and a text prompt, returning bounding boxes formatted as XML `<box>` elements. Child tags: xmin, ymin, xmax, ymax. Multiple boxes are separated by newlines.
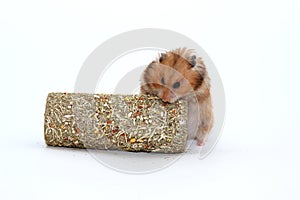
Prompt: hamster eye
<box><xmin>173</xmin><ymin>81</ymin><xmax>180</xmax><ymax>89</ymax></box>
<box><xmin>161</xmin><ymin>77</ymin><xmax>165</xmax><ymax>85</ymax></box>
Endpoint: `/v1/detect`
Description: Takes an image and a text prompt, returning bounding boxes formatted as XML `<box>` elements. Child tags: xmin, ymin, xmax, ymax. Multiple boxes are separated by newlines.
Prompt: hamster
<box><xmin>140</xmin><ymin>48</ymin><xmax>213</xmax><ymax>146</ymax></box>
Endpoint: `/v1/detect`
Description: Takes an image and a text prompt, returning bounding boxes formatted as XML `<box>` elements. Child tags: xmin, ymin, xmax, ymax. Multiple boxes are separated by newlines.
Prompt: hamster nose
<box><xmin>162</xmin><ymin>90</ymin><xmax>176</xmax><ymax>103</ymax></box>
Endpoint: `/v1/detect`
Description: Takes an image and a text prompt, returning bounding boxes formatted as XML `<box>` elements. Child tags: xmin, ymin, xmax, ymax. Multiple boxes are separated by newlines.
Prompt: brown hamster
<box><xmin>140</xmin><ymin>48</ymin><xmax>213</xmax><ymax>146</ymax></box>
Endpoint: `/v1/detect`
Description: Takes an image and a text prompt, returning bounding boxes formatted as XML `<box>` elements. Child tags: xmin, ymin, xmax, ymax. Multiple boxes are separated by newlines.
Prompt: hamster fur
<box><xmin>140</xmin><ymin>48</ymin><xmax>213</xmax><ymax>146</ymax></box>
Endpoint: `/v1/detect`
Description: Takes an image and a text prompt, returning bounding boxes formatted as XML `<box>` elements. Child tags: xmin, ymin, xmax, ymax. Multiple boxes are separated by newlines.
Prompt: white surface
<box><xmin>1</xmin><ymin>0</ymin><xmax>300</xmax><ymax>200</ymax></box>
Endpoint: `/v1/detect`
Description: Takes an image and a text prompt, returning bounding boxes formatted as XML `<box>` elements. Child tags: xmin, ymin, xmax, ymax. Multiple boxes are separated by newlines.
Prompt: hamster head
<box><xmin>141</xmin><ymin>48</ymin><xmax>207</xmax><ymax>103</ymax></box>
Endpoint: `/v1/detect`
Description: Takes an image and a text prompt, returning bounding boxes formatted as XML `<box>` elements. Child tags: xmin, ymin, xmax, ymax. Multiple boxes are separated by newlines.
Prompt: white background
<box><xmin>1</xmin><ymin>0</ymin><xmax>300</xmax><ymax>199</ymax></box>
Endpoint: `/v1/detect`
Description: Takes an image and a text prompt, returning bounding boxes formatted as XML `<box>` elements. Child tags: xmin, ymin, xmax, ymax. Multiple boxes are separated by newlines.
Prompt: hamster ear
<box><xmin>148</xmin><ymin>60</ymin><xmax>157</xmax><ymax>68</ymax></box>
<box><xmin>189</xmin><ymin>55</ymin><xmax>197</xmax><ymax>67</ymax></box>
<box><xmin>159</xmin><ymin>53</ymin><xmax>167</xmax><ymax>63</ymax></box>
